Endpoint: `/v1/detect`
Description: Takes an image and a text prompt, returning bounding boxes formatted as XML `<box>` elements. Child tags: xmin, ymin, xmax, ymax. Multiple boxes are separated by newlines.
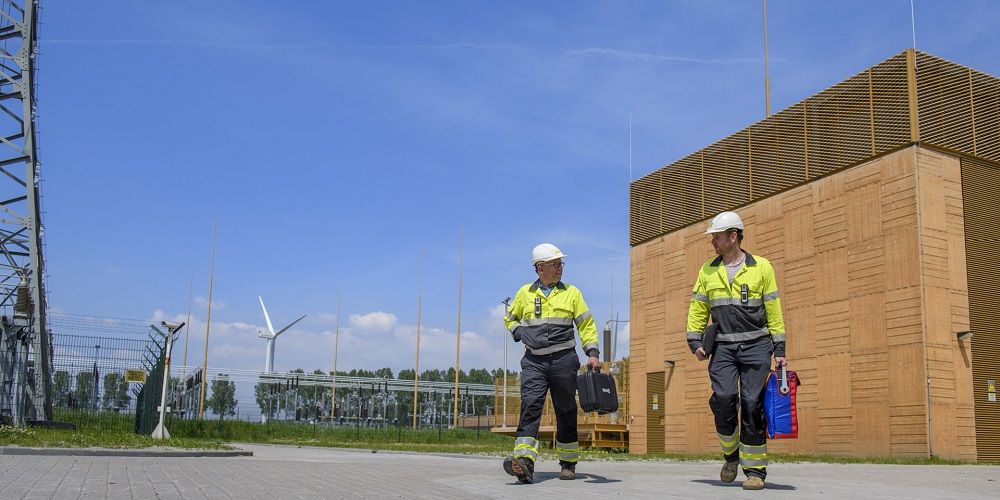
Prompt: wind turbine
<box><xmin>258</xmin><ymin>296</ymin><xmax>307</xmax><ymax>373</ymax></box>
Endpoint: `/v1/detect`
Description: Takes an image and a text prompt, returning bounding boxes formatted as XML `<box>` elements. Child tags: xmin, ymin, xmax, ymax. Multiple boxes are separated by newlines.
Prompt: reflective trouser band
<box><xmin>718</xmin><ymin>431</ymin><xmax>739</xmax><ymax>456</ymax></box>
<box><xmin>557</xmin><ymin>441</ymin><xmax>579</xmax><ymax>463</ymax></box>
<box><xmin>513</xmin><ymin>437</ymin><xmax>539</xmax><ymax>462</ymax></box>
<box><xmin>528</xmin><ymin>338</ymin><xmax>576</xmax><ymax>355</ymax></box>
<box><xmin>715</xmin><ymin>328</ymin><xmax>770</xmax><ymax>343</ymax></box>
<box><xmin>740</xmin><ymin>443</ymin><xmax>768</xmax><ymax>469</ymax></box>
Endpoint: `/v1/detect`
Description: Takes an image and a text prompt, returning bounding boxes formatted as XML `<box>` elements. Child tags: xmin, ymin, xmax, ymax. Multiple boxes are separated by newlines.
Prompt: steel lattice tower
<box><xmin>0</xmin><ymin>0</ymin><xmax>49</xmax><ymax>423</ymax></box>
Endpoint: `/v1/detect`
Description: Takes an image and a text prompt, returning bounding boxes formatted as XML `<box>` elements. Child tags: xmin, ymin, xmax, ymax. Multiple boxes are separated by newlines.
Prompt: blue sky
<box><xmin>38</xmin><ymin>1</ymin><xmax>1000</xmax><ymax>379</ymax></box>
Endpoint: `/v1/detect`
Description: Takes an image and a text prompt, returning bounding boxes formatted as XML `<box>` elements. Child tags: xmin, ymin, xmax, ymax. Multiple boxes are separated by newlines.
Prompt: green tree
<box><xmin>421</xmin><ymin>368</ymin><xmax>444</xmax><ymax>382</ymax></box>
<box><xmin>206</xmin><ymin>374</ymin><xmax>237</xmax><ymax>420</ymax></box>
<box><xmin>75</xmin><ymin>370</ymin><xmax>95</xmax><ymax>409</ymax></box>
<box><xmin>53</xmin><ymin>370</ymin><xmax>71</xmax><ymax>407</ymax></box>
<box><xmin>254</xmin><ymin>377</ymin><xmax>286</xmax><ymax>420</ymax></box>
<box><xmin>102</xmin><ymin>372</ymin><xmax>131</xmax><ymax>411</ymax></box>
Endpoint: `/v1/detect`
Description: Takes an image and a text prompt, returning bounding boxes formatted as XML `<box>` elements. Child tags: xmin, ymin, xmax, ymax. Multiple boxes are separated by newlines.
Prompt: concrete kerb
<box><xmin>0</xmin><ymin>446</ymin><xmax>253</xmax><ymax>457</ymax></box>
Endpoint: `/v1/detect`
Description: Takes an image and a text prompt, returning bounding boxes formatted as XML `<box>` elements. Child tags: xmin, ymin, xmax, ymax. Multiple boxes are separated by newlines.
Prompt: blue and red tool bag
<box><xmin>764</xmin><ymin>365</ymin><xmax>801</xmax><ymax>439</ymax></box>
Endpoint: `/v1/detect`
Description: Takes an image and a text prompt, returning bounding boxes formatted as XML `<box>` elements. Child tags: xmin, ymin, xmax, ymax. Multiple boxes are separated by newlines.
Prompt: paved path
<box><xmin>1</xmin><ymin>443</ymin><xmax>996</xmax><ymax>499</ymax></box>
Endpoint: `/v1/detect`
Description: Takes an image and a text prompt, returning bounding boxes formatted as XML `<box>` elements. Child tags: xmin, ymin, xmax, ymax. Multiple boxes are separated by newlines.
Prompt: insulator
<box><xmin>14</xmin><ymin>280</ymin><xmax>32</xmax><ymax>317</ymax></box>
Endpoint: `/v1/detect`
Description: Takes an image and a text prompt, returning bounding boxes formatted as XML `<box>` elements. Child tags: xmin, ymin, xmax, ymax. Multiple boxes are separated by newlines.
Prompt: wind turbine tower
<box><xmin>258</xmin><ymin>296</ymin><xmax>307</xmax><ymax>372</ymax></box>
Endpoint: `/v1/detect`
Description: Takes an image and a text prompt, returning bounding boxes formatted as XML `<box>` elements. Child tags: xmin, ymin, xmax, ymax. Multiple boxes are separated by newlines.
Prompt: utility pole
<box><xmin>199</xmin><ymin>225</ymin><xmax>217</xmax><ymax>419</ymax></box>
<box><xmin>412</xmin><ymin>252</ymin><xmax>424</xmax><ymax>430</ymax></box>
<box><xmin>453</xmin><ymin>227</ymin><xmax>463</xmax><ymax>428</ymax></box>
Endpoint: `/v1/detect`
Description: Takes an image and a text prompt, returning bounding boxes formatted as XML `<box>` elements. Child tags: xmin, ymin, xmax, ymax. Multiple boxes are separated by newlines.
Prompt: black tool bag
<box><xmin>577</xmin><ymin>366</ymin><xmax>619</xmax><ymax>414</ymax></box>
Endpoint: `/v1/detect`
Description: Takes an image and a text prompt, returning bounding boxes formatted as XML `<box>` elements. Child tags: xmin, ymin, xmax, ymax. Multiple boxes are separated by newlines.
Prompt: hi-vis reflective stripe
<box><xmin>513</xmin><ymin>436</ymin><xmax>539</xmax><ymax>461</ymax></box>
<box><xmin>528</xmin><ymin>338</ymin><xmax>576</xmax><ymax>355</ymax></box>
<box><xmin>687</xmin><ymin>331</ymin><xmax>702</xmax><ymax>340</ymax></box>
<box><xmin>519</xmin><ymin>317</ymin><xmax>574</xmax><ymax>327</ymax></box>
<box><xmin>739</xmin><ymin>443</ymin><xmax>768</xmax><ymax>469</ymax></box>
<box><xmin>715</xmin><ymin>328</ymin><xmax>770</xmax><ymax>342</ymax></box>
<box><xmin>718</xmin><ymin>430</ymin><xmax>739</xmax><ymax>455</ymax></box>
<box><xmin>710</xmin><ymin>297</ymin><xmax>763</xmax><ymax>307</ymax></box>
<box><xmin>692</xmin><ymin>292</ymin><xmax>709</xmax><ymax>303</ymax></box>
<box><xmin>582</xmin><ymin>342</ymin><xmax>599</xmax><ymax>352</ymax></box>
<box><xmin>762</xmin><ymin>291</ymin><xmax>780</xmax><ymax>302</ymax></box>
<box><xmin>772</xmin><ymin>334</ymin><xmax>786</xmax><ymax>343</ymax></box>
<box><xmin>557</xmin><ymin>441</ymin><xmax>580</xmax><ymax>463</ymax></box>
<box><xmin>574</xmin><ymin>311</ymin><xmax>592</xmax><ymax>326</ymax></box>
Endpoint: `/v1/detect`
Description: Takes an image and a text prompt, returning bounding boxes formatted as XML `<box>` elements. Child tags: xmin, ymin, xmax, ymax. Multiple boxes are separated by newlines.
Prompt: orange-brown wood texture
<box><xmin>629</xmin><ymin>146</ymin><xmax>976</xmax><ymax>460</ymax></box>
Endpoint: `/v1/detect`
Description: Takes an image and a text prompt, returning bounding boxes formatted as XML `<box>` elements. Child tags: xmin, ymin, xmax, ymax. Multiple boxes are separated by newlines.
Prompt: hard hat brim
<box><xmin>533</xmin><ymin>253</ymin><xmax>567</xmax><ymax>264</ymax></box>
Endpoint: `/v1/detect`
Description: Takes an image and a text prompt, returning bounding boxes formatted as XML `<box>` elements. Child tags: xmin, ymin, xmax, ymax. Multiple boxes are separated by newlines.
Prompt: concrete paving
<box><xmin>0</xmin><ymin>443</ymin><xmax>996</xmax><ymax>499</ymax></box>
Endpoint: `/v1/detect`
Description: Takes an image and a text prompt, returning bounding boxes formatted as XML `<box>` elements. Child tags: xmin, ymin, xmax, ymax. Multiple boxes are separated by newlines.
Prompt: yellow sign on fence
<box><xmin>125</xmin><ymin>369</ymin><xmax>147</xmax><ymax>383</ymax></box>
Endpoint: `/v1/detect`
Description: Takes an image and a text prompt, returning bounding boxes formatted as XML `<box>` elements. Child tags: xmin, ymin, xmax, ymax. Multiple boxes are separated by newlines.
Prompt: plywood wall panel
<box><xmin>881</xmin><ymin>175</ymin><xmax>918</xmax><ymax>232</ymax></box>
<box><xmin>884</xmin><ymin>227</ymin><xmax>921</xmax><ymax>290</ymax></box>
<box><xmin>847</xmin><ymin>183</ymin><xmax>883</xmax><ymax>244</ymax></box>
<box><xmin>849</xmin><ymin>294</ymin><xmax>887</xmax><ymax>353</ymax></box>
<box><xmin>851</xmin><ymin>352</ymin><xmax>890</xmax><ymax>404</ymax></box>
<box><xmin>847</xmin><ymin>239</ymin><xmax>886</xmax><ymax>296</ymax></box>
<box><xmin>815</xmin><ymin>248</ymin><xmax>849</xmax><ymax>304</ymax></box>
<box><xmin>814</xmin><ymin>198</ymin><xmax>847</xmax><ymax>252</ymax></box>
<box><xmin>785</xmin><ymin>304</ymin><xmax>816</xmax><ymax>361</ymax></box>
<box><xmin>815</xmin><ymin>301</ymin><xmax>851</xmax><ymax>353</ymax></box>
<box><xmin>818</xmin><ymin>353</ymin><xmax>853</xmax><ymax>408</ymax></box>
<box><xmin>885</xmin><ymin>287</ymin><xmax>923</xmax><ymax>346</ymax></box>
<box><xmin>888</xmin><ymin>343</ymin><xmax>927</xmax><ymax>406</ymax></box>
<box><xmin>818</xmin><ymin>407</ymin><xmax>854</xmax><ymax>455</ymax></box>
<box><xmin>854</xmin><ymin>404</ymin><xmax>891</xmax><ymax>456</ymax></box>
<box><xmin>890</xmin><ymin>404</ymin><xmax>929</xmax><ymax>456</ymax></box>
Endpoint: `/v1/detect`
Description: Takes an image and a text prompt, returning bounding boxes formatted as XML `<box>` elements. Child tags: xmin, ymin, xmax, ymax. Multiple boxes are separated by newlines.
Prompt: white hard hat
<box><xmin>705</xmin><ymin>211</ymin><xmax>745</xmax><ymax>234</ymax></box>
<box><xmin>531</xmin><ymin>243</ymin><xmax>567</xmax><ymax>264</ymax></box>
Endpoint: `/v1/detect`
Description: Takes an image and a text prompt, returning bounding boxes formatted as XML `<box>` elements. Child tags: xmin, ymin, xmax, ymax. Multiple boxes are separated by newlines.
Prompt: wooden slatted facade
<box><xmin>629</xmin><ymin>50</ymin><xmax>1000</xmax><ymax>462</ymax></box>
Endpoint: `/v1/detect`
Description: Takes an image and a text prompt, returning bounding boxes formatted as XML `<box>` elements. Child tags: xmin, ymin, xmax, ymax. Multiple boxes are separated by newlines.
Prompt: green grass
<box><xmin>0</xmin><ymin>425</ymin><xmax>230</xmax><ymax>450</ymax></box>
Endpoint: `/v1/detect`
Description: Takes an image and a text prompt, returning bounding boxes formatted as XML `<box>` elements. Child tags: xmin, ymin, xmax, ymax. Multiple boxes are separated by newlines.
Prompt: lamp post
<box><xmin>152</xmin><ymin>321</ymin><xmax>185</xmax><ymax>439</ymax></box>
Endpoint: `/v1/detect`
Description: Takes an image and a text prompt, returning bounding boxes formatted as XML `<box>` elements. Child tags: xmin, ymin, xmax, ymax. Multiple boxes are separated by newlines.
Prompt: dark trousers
<box><xmin>708</xmin><ymin>337</ymin><xmax>772</xmax><ymax>478</ymax></box>
<box><xmin>516</xmin><ymin>348</ymin><xmax>580</xmax><ymax>445</ymax></box>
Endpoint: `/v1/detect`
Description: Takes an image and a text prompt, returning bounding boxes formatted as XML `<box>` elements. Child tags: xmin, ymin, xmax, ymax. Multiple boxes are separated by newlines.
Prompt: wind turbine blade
<box><xmin>259</xmin><ymin>296</ymin><xmax>276</xmax><ymax>335</ymax></box>
<box><xmin>274</xmin><ymin>314</ymin><xmax>308</xmax><ymax>338</ymax></box>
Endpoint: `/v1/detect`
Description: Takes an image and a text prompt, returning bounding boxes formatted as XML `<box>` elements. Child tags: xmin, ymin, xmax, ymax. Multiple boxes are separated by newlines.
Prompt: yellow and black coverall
<box><xmin>505</xmin><ymin>280</ymin><xmax>600</xmax><ymax>467</ymax></box>
<box><xmin>687</xmin><ymin>251</ymin><xmax>785</xmax><ymax>479</ymax></box>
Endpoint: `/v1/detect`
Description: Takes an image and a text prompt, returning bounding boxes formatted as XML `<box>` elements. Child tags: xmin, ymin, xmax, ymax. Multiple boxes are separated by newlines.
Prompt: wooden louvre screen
<box><xmin>631</xmin><ymin>50</ymin><xmax>1000</xmax><ymax>246</ymax></box>
<box><xmin>961</xmin><ymin>157</ymin><xmax>1000</xmax><ymax>463</ymax></box>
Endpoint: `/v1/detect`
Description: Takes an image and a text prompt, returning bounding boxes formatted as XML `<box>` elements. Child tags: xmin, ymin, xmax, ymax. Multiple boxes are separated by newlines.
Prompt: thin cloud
<box><xmin>349</xmin><ymin>311</ymin><xmax>397</xmax><ymax>332</ymax></box>
<box><xmin>44</xmin><ymin>38</ymin><xmax>765</xmax><ymax>65</ymax></box>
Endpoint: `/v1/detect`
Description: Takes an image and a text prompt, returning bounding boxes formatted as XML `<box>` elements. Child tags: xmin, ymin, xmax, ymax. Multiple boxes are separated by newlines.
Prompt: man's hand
<box><xmin>586</xmin><ymin>356</ymin><xmax>602</xmax><ymax>371</ymax></box>
<box><xmin>694</xmin><ymin>347</ymin><xmax>707</xmax><ymax>361</ymax></box>
<box><xmin>774</xmin><ymin>356</ymin><xmax>787</xmax><ymax>368</ymax></box>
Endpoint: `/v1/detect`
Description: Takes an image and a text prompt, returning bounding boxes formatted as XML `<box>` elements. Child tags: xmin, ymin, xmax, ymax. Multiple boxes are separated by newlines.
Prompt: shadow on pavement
<box><xmin>692</xmin><ymin>479</ymin><xmax>796</xmax><ymax>491</ymax></box>
<box><xmin>580</xmin><ymin>473</ymin><xmax>621</xmax><ymax>484</ymax></box>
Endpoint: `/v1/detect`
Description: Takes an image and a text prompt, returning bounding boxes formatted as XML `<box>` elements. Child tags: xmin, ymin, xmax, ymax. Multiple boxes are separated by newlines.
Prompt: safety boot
<box><xmin>742</xmin><ymin>476</ymin><xmax>765</xmax><ymax>490</ymax></box>
<box><xmin>558</xmin><ymin>461</ymin><xmax>576</xmax><ymax>480</ymax></box>
<box><xmin>720</xmin><ymin>460</ymin><xmax>739</xmax><ymax>483</ymax></box>
<box><xmin>503</xmin><ymin>456</ymin><xmax>534</xmax><ymax>484</ymax></box>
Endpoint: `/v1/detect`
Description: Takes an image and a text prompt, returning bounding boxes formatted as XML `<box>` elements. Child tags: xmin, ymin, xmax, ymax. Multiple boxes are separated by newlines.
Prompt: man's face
<box><xmin>710</xmin><ymin>231</ymin><xmax>738</xmax><ymax>255</ymax></box>
<box><xmin>536</xmin><ymin>259</ymin><xmax>564</xmax><ymax>284</ymax></box>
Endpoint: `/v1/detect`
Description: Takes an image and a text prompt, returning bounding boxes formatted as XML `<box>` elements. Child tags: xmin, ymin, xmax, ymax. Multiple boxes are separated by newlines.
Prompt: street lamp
<box><xmin>152</xmin><ymin>321</ymin><xmax>185</xmax><ymax>439</ymax></box>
